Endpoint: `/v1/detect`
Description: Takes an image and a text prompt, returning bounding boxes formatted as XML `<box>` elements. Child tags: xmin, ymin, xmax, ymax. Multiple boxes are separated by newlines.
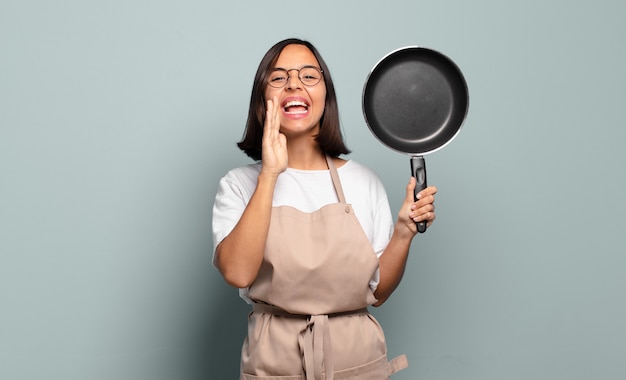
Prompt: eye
<box><xmin>299</xmin><ymin>67</ymin><xmax>322</xmax><ymax>85</ymax></box>
<box><xmin>301</xmin><ymin>69</ymin><xmax>320</xmax><ymax>80</ymax></box>
<box><xmin>269</xmin><ymin>70</ymin><xmax>288</xmax><ymax>83</ymax></box>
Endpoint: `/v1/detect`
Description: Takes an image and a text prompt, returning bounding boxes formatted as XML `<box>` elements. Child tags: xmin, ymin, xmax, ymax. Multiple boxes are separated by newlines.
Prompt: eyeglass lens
<box><xmin>267</xmin><ymin>67</ymin><xmax>322</xmax><ymax>88</ymax></box>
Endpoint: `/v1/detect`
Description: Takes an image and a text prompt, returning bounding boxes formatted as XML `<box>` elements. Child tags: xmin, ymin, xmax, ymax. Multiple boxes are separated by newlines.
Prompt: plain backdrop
<box><xmin>1</xmin><ymin>0</ymin><xmax>625</xmax><ymax>379</ymax></box>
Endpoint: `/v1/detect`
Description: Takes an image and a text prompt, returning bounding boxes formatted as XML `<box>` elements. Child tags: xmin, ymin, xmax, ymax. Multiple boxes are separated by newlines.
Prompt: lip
<box><xmin>281</xmin><ymin>96</ymin><xmax>310</xmax><ymax>119</ymax></box>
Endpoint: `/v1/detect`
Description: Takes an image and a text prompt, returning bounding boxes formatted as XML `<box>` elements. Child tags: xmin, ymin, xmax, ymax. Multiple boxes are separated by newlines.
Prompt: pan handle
<box><xmin>410</xmin><ymin>156</ymin><xmax>428</xmax><ymax>233</ymax></box>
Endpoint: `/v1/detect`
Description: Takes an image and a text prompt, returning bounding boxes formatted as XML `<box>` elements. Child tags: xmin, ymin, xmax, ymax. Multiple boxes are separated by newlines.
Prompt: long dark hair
<box><xmin>237</xmin><ymin>38</ymin><xmax>350</xmax><ymax>161</ymax></box>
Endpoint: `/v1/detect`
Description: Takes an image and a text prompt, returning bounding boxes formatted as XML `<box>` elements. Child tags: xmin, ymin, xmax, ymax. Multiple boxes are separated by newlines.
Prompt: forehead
<box><xmin>274</xmin><ymin>44</ymin><xmax>319</xmax><ymax>68</ymax></box>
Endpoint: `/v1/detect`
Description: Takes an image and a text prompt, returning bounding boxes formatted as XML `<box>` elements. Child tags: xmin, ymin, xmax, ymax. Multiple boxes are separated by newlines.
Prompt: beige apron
<box><xmin>240</xmin><ymin>156</ymin><xmax>408</xmax><ymax>380</ymax></box>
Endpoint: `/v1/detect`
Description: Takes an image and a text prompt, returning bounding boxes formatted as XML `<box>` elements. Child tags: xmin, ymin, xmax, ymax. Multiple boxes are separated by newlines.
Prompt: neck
<box><xmin>286</xmin><ymin>143</ymin><xmax>327</xmax><ymax>170</ymax></box>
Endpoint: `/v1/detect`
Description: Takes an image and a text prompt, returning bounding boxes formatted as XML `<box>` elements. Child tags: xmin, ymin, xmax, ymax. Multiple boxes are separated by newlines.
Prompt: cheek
<box><xmin>264</xmin><ymin>86</ymin><xmax>281</xmax><ymax>100</ymax></box>
<box><xmin>315</xmin><ymin>90</ymin><xmax>327</xmax><ymax>111</ymax></box>
<box><xmin>310</xmin><ymin>86</ymin><xmax>326</xmax><ymax>103</ymax></box>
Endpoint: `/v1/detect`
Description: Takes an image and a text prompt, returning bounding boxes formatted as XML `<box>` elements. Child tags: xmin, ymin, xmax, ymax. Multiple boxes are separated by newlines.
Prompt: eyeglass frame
<box><xmin>266</xmin><ymin>65</ymin><xmax>324</xmax><ymax>88</ymax></box>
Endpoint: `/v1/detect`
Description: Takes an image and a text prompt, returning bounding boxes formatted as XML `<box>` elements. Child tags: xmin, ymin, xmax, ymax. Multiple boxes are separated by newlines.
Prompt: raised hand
<box><xmin>261</xmin><ymin>96</ymin><xmax>288</xmax><ymax>177</ymax></box>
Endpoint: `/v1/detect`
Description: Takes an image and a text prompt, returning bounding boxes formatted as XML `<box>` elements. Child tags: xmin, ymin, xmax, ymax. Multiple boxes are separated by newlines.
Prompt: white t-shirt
<box><xmin>211</xmin><ymin>159</ymin><xmax>394</xmax><ymax>301</ymax></box>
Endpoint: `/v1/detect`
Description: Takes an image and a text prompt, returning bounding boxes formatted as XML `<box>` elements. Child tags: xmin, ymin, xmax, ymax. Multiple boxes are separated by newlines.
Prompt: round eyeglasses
<box><xmin>267</xmin><ymin>66</ymin><xmax>324</xmax><ymax>88</ymax></box>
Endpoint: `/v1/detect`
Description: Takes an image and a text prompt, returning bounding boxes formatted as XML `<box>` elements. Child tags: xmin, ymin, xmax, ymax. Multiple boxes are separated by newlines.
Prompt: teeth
<box><xmin>285</xmin><ymin>109</ymin><xmax>307</xmax><ymax>114</ymax></box>
<box><xmin>284</xmin><ymin>101</ymin><xmax>308</xmax><ymax>108</ymax></box>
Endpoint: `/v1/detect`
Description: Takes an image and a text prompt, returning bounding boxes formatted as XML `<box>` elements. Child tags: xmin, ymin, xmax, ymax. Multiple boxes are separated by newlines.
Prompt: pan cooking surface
<box><xmin>363</xmin><ymin>47</ymin><xmax>468</xmax><ymax>155</ymax></box>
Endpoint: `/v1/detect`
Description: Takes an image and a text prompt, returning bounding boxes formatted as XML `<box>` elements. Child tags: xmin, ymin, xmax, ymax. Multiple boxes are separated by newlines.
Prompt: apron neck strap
<box><xmin>325</xmin><ymin>155</ymin><xmax>347</xmax><ymax>204</ymax></box>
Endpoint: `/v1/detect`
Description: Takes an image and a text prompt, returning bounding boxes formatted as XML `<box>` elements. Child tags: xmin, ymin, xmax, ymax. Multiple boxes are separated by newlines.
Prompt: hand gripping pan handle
<box><xmin>411</xmin><ymin>156</ymin><xmax>427</xmax><ymax>233</ymax></box>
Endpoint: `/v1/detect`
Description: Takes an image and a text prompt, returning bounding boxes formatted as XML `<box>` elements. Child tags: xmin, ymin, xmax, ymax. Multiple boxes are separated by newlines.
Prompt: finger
<box><xmin>414</xmin><ymin>209</ymin><xmax>436</xmax><ymax>224</ymax></box>
<box><xmin>263</xmin><ymin>97</ymin><xmax>280</xmax><ymax>141</ymax></box>
<box><xmin>405</xmin><ymin>177</ymin><xmax>416</xmax><ymax>203</ymax></box>
<box><xmin>272</xmin><ymin>96</ymin><xmax>281</xmax><ymax>128</ymax></box>
<box><xmin>406</xmin><ymin>177</ymin><xmax>423</xmax><ymax>222</ymax></box>
<box><xmin>263</xmin><ymin>99</ymin><xmax>273</xmax><ymax>135</ymax></box>
<box><xmin>415</xmin><ymin>185</ymin><xmax>438</xmax><ymax>202</ymax></box>
<box><xmin>426</xmin><ymin>214</ymin><xmax>436</xmax><ymax>227</ymax></box>
<box><xmin>416</xmin><ymin>202</ymin><xmax>435</xmax><ymax>215</ymax></box>
<box><xmin>271</xmin><ymin>96</ymin><xmax>280</xmax><ymax>123</ymax></box>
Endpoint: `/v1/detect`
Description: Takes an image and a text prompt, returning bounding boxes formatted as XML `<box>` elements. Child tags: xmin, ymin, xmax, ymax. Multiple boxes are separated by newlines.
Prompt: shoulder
<box><xmin>338</xmin><ymin>159</ymin><xmax>383</xmax><ymax>183</ymax></box>
<box><xmin>221</xmin><ymin>163</ymin><xmax>261</xmax><ymax>184</ymax></box>
<box><xmin>217</xmin><ymin>163</ymin><xmax>262</xmax><ymax>198</ymax></box>
<box><xmin>337</xmin><ymin>160</ymin><xmax>389</xmax><ymax>204</ymax></box>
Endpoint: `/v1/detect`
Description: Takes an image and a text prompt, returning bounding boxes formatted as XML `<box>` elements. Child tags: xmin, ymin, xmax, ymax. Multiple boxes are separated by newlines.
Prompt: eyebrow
<box><xmin>272</xmin><ymin>64</ymin><xmax>320</xmax><ymax>71</ymax></box>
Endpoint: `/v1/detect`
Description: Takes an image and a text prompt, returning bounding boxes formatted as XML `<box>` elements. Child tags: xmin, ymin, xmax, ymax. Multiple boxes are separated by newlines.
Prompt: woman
<box><xmin>212</xmin><ymin>38</ymin><xmax>437</xmax><ymax>379</ymax></box>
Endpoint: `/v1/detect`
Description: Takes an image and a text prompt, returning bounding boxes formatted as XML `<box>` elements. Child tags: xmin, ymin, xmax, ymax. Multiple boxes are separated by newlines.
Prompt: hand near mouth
<box><xmin>261</xmin><ymin>96</ymin><xmax>288</xmax><ymax>177</ymax></box>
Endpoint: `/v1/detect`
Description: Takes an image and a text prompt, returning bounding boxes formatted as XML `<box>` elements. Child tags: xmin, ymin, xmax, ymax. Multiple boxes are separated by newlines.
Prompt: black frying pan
<box><xmin>362</xmin><ymin>46</ymin><xmax>469</xmax><ymax>233</ymax></box>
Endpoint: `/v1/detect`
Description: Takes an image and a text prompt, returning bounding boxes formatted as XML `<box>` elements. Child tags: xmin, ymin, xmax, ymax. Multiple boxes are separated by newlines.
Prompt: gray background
<box><xmin>1</xmin><ymin>0</ymin><xmax>625</xmax><ymax>379</ymax></box>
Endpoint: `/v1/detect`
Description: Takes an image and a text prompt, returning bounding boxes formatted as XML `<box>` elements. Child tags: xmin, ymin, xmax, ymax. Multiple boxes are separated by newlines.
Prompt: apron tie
<box><xmin>299</xmin><ymin>314</ymin><xmax>333</xmax><ymax>380</ymax></box>
<box><xmin>252</xmin><ymin>303</ymin><xmax>368</xmax><ymax>380</ymax></box>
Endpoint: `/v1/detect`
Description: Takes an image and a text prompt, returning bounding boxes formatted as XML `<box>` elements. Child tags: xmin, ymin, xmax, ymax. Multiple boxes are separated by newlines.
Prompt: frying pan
<box><xmin>362</xmin><ymin>46</ymin><xmax>469</xmax><ymax>233</ymax></box>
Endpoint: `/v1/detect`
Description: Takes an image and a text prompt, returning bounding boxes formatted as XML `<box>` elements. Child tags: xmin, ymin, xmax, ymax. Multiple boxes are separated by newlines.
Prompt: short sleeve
<box><xmin>211</xmin><ymin>166</ymin><xmax>259</xmax><ymax>266</ymax></box>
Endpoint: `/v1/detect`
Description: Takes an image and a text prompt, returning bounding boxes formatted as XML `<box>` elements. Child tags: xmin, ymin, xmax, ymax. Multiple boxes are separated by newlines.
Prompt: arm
<box><xmin>373</xmin><ymin>178</ymin><xmax>437</xmax><ymax>306</ymax></box>
<box><xmin>215</xmin><ymin>97</ymin><xmax>287</xmax><ymax>288</ymax></box>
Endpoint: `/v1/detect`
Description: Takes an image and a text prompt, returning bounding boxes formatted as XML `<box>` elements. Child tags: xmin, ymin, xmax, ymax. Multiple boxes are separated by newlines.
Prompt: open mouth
<box><xmin>282</xmin><ymin>100</ymin><xmax>309</xmax><ymax>115</ymax></box>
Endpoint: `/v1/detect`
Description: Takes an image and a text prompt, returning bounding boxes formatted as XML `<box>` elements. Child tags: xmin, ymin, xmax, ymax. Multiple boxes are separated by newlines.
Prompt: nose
<box><xmin>285</xmin><ymin>69</ymin><xmax>302</xmax><ymax>89</ymax></box>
